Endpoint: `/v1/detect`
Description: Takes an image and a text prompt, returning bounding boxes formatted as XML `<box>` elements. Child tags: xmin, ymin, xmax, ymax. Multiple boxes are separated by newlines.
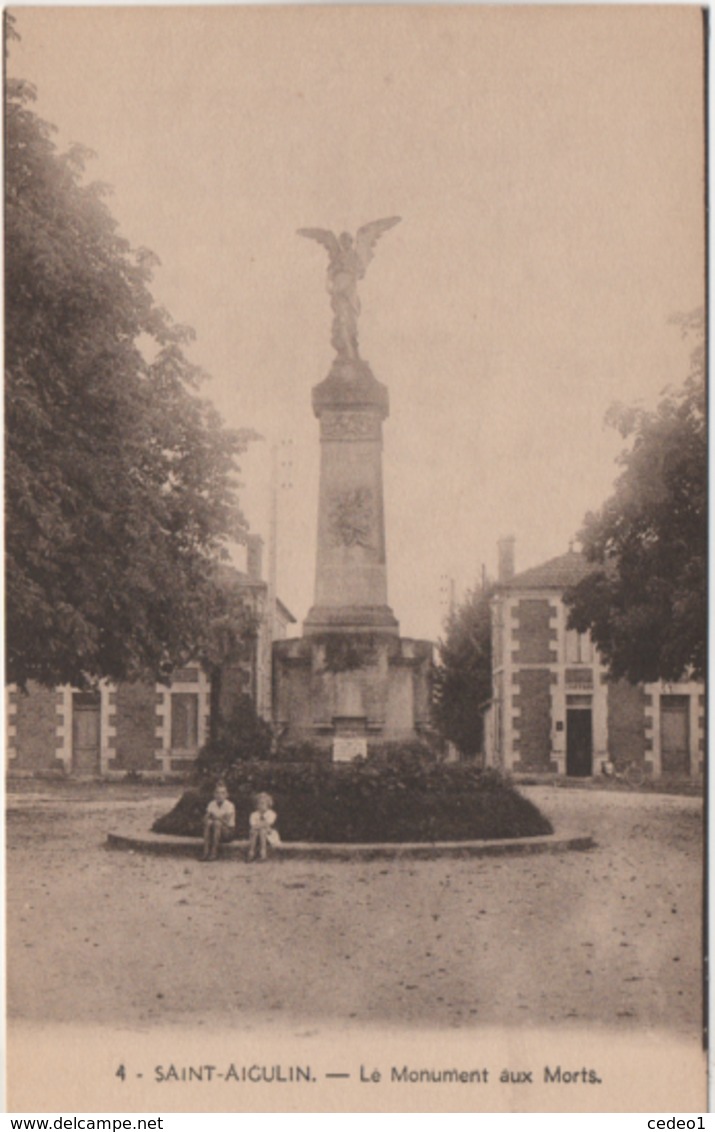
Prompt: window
<box><xmin>565</xmin><ymin>628</ymin><xmax>592</xmax><ymax>664</ymax></box>
<box><xmin>171</xmin><ymin>693</ymin><xmax>199</xmax><ymax>749</ymax></box>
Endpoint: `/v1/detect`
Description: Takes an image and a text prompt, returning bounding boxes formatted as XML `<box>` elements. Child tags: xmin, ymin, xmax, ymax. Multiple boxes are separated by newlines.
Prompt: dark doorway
<box><xmin>72</xmin><ymin>690</ymin><xmax>101</xmax><ymax>774</ymax></box>
<box><xmin>660</xmin><ymin>695</ymin><xmax>690</xmax><ymax>776</ymax></box>
<box><xmin>566</xmin><ymin>708</ymin><xmax>592</xmax><ymax>776</ymax></box>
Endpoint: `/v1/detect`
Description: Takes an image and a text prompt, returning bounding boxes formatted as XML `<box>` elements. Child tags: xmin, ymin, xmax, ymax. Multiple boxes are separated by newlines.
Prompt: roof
<box><xmin>500</xmin><ymin>549</ymin><xmax>598</xmax><ymax>592</ymax></box>
<box><xmin>215</xmin><ymin>563</ymin><xmax>297</xmax><ymax>623</ymax></box>
<box><xmin>217</xmin><ymin>563</ymin><xmax>253</xmax><ymax>584</ymax></box>
<box><xmin>276</xmin><ymin>598</ymin><xmax>297</xmax><ymax>624</ymax></box>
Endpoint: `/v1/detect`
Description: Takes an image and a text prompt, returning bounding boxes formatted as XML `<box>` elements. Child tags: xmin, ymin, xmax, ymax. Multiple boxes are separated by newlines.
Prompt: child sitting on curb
<box><xmin>201</xmin><ymin>780</ymin><xmax>236</xmax><ymax>861</ymax></box>
<box><xmin>247</xmin><ymin>792</ymin><xmax>280</xmax><ymax>862</ymax></box>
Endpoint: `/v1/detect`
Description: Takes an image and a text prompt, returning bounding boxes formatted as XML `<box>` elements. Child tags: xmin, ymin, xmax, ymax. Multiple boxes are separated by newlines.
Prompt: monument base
<box><xmin>272</xmin><ymin>634</ymin><xmax>433</xmax><ymax>760</ymax></box>
<box><xmin>303</xmin><ymin>604</ymin><xmax>399</xmax><ymax>635</ymax></box>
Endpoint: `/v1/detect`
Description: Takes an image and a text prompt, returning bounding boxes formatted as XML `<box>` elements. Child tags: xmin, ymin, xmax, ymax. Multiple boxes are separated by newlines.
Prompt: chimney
<box><xmin>497</xmin><ymin>535</ymin><xmax>515</xmax><ymax>584</ymax></box>
<box><xmin>246</xmin><ymin>534</ymin><xmax>264</xmax><ymax>582</ymax></box>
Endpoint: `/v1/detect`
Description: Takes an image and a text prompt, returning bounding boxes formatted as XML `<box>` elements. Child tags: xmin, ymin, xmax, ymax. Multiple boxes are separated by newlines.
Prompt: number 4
<box><xmin>116</xmin><ymin>1065</ymin><xmax>126</xmax><ymax>1081</ymax></box>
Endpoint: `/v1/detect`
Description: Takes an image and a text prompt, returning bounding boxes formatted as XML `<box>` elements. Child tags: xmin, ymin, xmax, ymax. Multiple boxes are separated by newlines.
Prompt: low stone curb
<box><xmin>106</xmin><ymin>828</ymin><xmax>596</xmax><ymax>861</ymax></box>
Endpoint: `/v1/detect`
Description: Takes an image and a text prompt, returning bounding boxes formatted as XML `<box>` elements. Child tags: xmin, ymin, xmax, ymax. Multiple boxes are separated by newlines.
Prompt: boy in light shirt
<box><xmin>201</xmin><ymin>780</ymin><xmax>236</xmax><ymax>860</ymax></box>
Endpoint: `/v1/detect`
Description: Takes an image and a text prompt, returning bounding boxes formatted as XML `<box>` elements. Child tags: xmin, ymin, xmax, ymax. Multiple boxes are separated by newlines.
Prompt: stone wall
<box><xmin>109</xmin><ymin>683</ymin><xmax>161</xmax><ymax>773</ymax></box>
<box><xmin>7</xmin><ymin>673</ymin><xmax>209</xmax><ymax>778</ymax></box>
<box><xmin>9</xmin><ymin>683</ymin><xmax>64</xmax><ymax>773</ymax></box>
<box><xmin>607</xmin><ymin>679</ymin><xmax>647</xmax><ymax>768</ymax></box>
<box><xmin>512</xmin><ymin>668</ymin><xmax>552</xmax><ymax>769</ymax></box>
<box><xmin>511</xmin><ymin>599</ymin><xmax>557</xmax><ymax>664</ymax></box>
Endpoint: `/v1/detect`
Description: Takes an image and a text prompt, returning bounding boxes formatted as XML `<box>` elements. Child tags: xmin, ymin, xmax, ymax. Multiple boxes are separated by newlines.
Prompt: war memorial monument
<box><xmin>273</xmin><ymin>219</ymin><xmax>433</xmax><ymax>759</ymax></box>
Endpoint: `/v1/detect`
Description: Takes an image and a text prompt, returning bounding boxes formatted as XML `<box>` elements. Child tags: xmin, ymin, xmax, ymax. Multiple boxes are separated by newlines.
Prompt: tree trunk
<box><xmin>208</xmin><ymin>664</ymin><xmax>223</xmax><ymax>744</ymax></box>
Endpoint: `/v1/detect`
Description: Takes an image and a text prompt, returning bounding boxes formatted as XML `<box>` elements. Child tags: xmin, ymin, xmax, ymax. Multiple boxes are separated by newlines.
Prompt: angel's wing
<box><xmin>355</xmin><ymin>216</ymin><xmax>401</xmax><ymax>272</ymax></box>
<box><xmin>297</xmin><ymin>228</ymin><xmax>340</xmax><ymax>260</ymax></box>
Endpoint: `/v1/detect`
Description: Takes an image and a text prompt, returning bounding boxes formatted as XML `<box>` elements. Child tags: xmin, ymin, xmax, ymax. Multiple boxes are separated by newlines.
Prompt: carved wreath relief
<box><xmin>328</xmin><ymin>487</ymin><xmax>374</xmax><ymax>549</ymax></box>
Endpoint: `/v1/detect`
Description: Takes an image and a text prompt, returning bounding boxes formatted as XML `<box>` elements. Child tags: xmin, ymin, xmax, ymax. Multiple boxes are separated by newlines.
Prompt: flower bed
<box><xmin>152</xmin><ymin>755</ymin><xmax>553</xmax><ymax>843</ymax></box>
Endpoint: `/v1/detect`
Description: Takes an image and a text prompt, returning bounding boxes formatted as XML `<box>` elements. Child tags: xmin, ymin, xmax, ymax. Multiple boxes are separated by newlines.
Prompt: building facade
<box><xmin>6</xmin><ymin>540</ymin><xmax>295</xmax><ymax>778</ymax></box>
<box><xmin>484</xmin><ymin>543</ymin><xmax>704</xmax><ymax>780</ymax></box>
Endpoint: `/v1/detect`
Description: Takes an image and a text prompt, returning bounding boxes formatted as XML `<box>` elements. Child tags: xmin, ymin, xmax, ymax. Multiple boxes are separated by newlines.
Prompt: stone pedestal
<box><xmin>273</xmin><ymin>633</ymin><xmax>434</xmax><ymax>754</ymax></box>
<box><xmin>304</xmin><ymin>359</ymin><xmax>398</xmax><ymax>636</ymax></box>
<box><xmin>273</xmin><ymin>357</ymin><xmax>432</xmax><ymax>757</ymax></box>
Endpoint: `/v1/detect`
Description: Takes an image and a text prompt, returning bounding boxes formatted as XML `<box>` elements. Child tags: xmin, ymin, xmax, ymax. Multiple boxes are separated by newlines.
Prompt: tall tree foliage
<box><xmin>6</xmin><ymin>46</ymin><xmax>257</xmax><ymax>688</ymax></box>
<box><xmin>565</xmin><ymin>311</ymin><xmax>705</xmax><ymax>684</ymax></box>
<box><xmin>433</xmin><ymin>586</ymin><xmax>493</xmax><ymax>757</ymax></box>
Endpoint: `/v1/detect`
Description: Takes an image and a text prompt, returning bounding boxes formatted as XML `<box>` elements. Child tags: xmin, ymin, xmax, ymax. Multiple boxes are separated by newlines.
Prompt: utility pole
<box><xmin>439</xmin><ymin>573</ymin><xmax>456</xmax><ymax>622</ymax></box>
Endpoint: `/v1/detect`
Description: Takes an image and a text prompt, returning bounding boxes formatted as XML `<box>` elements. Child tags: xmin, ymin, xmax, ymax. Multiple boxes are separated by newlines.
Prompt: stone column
<box><xmin>303</xmin><ymin>359</ymin><xmax>399</xmax><ymax>636</ymax></box>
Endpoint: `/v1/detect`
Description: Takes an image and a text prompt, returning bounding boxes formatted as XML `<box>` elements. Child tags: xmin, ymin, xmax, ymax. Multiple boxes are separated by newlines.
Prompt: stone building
<box><xmin>6</xmin><ymin>538</ymin><xmax>295</xmax><ymax>778</ymax></box>
<box><xmin>483</xmin><ymin>539</ymin><xmax>704</xmax><ymax>779</ymax></box>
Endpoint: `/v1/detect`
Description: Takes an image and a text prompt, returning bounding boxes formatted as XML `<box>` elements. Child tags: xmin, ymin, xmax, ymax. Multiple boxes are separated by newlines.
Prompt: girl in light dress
<box><xmin>247</xmin><ymin>791</ymin><xmax>280</xmax><ymax>861</ymax></box>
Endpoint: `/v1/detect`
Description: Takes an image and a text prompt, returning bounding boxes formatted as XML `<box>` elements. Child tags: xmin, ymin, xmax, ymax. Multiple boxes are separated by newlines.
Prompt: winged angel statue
<box><xmin>298</xmin><ymin>217</ymin><xmax>401</xmax><ymax>361</ymax></box>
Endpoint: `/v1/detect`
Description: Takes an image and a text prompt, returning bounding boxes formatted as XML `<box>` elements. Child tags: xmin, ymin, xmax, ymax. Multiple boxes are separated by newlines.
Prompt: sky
<box><xmin>8</xmin><ymin>6</ymin><xmax>705</xmax><ymax>642</ymax></box>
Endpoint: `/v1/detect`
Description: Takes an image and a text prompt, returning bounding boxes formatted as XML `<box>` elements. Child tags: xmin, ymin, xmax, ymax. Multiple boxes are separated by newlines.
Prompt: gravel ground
<box><xmin>6</xmin><ymin>781</ymin><xmax>703</xmax><ymax>1037</ymax></box>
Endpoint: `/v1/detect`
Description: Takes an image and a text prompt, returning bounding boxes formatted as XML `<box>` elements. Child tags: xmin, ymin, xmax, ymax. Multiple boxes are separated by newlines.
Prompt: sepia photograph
<box><xmin>4</xmin><ymin>5</ymin><xmax>707</xmax><ymax>1114</ymax></box>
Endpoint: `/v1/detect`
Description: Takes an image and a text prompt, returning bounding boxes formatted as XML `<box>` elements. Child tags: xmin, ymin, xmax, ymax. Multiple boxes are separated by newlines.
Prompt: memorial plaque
<box><xmin>332</xmin><ymin>735</ymin><xmax>368</xmax><ymax>762</ymax></box>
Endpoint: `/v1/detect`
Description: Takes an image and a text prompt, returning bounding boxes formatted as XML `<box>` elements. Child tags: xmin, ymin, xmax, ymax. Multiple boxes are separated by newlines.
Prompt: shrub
<box><xmin>152</xmin><ymin>756</ymin><xmax>552</xmax><ymax>843</ymax></box>
<box><xmin>366</xmin><ymin>739</ymin><xmax>445</xmax><ymax>764</ymax></box>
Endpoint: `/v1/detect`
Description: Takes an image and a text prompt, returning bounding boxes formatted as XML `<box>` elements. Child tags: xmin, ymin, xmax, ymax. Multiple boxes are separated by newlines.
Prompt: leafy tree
<box><xmin>433</xmin><ymin>586</ymin><xmax>493</xmax><ymax>757</ymax></box>
<box><xmin>5</xmin><ymin>43</ymin><xmax>257</xmax><ymax>688</ymax></box>
<box><xmin>565</xmin><ymin>310</ymin><xmax>705</xmax><ymax>684</ymax></box>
